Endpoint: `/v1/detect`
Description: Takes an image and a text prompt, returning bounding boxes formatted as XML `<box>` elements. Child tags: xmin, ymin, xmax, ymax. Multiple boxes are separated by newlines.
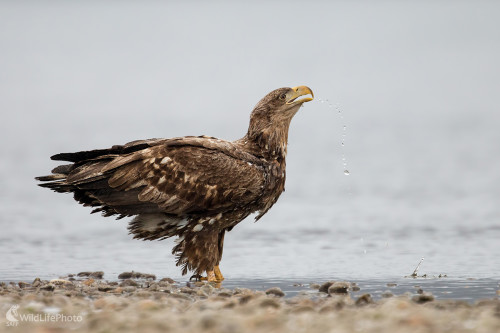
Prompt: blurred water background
<box><xmin>1</xmin><ymin>1</ymin><xmax>499</xmax><ymax>299</ymax></box>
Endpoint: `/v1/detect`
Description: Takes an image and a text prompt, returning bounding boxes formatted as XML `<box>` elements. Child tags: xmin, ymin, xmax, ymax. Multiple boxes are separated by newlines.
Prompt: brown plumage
<box><xmin>36</xmin><ymin>86</ymin><xmax>314</xmax><ymax>281</ymax></box>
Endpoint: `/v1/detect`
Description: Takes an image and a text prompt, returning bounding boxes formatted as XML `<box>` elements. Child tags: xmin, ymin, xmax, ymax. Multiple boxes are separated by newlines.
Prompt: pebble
<box><xmin>159</xmin><ymin>277</ymin><xmax>175</xmax><ymax>285</ymax></box>
<box><xmin>83</xmin><ymin>278</ymin><xmax>95</xmax><ymax>286</ymax></box>
<box><xmin>319</xmin><ymin>281</ymin><xmax>335</xmax><ymax>293</ymax></box>
<box><xmin>77</xmin><ymin>271</ymin><xmax>104</xmax><ymax>279</ymax></box>
<box><xmin>265</xmin><ymin>287</ymin><xmax>285</xmax><ymax>297</ymax></box>
<box><xmin>328</xmin><ymin>282</ymin><xmax>350</xmax><ymax>295</ymax></box>
<box><xmin>120</xmin><ymin>279</ymin><xmax>139</xmax><ymax>287</ymax></box>
<box><xmin>198</xmin><ymin>284</ymin><xmax>215</xmax><ymax>297</ymax></box>
<box><xmin>32</xmin><ymin>277</ymin><xmax>42</xmax><ymax>288</ymax></box>
<box><xmin>148</xmin><ymin>282</ymin><xmax>159</xmax><ymax>291</ymax></box>
<box><xmin>98</xmin><ymin>284</ymin><xmax>114</xmax><ymax>292</ymax></box>
<box><xmin>123</xmin><ymin>286</ymin><xmax>137</xmax><ymax>293</ymax></box>
<box><xmin>113</xmin><ymin>287</ymin><xmax>124</xmax><ymax>294</ymax></box>
<box><xmin>50</xmin><ymin>279</ymin><xmax>72</xmax><ymax>285</ymax></box>
<box><xmin>18</xmin><ymin>281</ymin><xmax>30</xmax><ymax>288</ymax></box>
<box><xmin>355</xmin><ymin>294</ymin><xmax>374</xmax><ymax>306</ymax></box>
<box><xmin>412</xmin><ymin>292</ymin><xmax>435</xmax><ymax>304</ymax></box>
<box><xmin>118</xmin><ymin>271</ymin><xmax>156</xmax><ymax>280</ymax></box>
<box><xmin>40</xmin><ymin>284</ymin><xmax>55</xmax><ymax>291</ymax></box>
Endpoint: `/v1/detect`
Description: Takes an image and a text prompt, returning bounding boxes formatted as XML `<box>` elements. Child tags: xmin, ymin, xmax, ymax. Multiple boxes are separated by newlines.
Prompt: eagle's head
<box><xmin>245</xmin><ymin>86</ymin><xmax>314</xmax><ymax>157</ymax></box>
<box><xmin>252</xmin><ymin>86</ymin><xmax>314</xmax><ymax>121</ymax></box>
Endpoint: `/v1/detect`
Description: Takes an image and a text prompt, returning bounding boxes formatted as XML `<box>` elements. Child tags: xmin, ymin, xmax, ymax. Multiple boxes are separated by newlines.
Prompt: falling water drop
<box><xmin>317</xmin><ymin>97</ymin><xmax>350</xmax><ymax>178</ymax></box>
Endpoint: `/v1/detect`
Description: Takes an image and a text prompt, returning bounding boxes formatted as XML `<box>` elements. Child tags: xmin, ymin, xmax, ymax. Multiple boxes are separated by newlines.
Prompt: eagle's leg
<box><xmin>214</xmin><ymin>230</ymin><xmax>225</xmax><ymax>281</ymax></box>
<box><xmin>199</xmin><ymin>229</ymin><xmax>226</xmax><ymax>282</ymax></box>
<box><xmin>174</xmin><ymin>229</ymin><xmax>223</xmax><ymax>282</ymax></box>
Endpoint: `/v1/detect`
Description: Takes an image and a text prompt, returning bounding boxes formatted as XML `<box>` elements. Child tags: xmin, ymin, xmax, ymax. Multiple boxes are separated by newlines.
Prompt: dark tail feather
<box><xmin>50</xmin><ymin>138</ymin><xmax>165</xmax><ymax>163</ymax></box>
<box><xmin>35</xmin><ymin>174</ymin><xmax>66</xmax><ymax>182</ymax></box>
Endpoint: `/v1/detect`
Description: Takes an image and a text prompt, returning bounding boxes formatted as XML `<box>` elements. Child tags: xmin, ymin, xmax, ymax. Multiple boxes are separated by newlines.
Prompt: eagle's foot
<box><xmin>189</xmin><ymin>266</ymin><xmax>224</xmax><ymax>283</ymax></box>
<box><xmin>214</xmin><ymin>265</ymin><xmax>224</xmax><ymax>281</ymax></box>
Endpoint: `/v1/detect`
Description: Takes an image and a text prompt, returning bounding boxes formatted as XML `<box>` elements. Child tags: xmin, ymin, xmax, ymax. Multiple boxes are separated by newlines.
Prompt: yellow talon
<box><xmin>206</xmin><ymin>270</ymin><xmax>217</xmax><ymax>282</ymax></box>
<box><xmin>214</xmin><ymin>265</ymin><xmax>224</xmax><ymax>281</ymax></box>
<box><xmin>193</xmin><ymin>266</ymin><xmax>224</xmax><ymax>283</ymax></box>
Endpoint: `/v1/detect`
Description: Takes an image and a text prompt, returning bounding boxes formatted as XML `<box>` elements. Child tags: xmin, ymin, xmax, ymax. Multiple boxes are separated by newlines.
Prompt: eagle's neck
<box><xmin>238</xmin><ymin>118</ymin><xmax>292</xmax><ymax>164</ymax></box>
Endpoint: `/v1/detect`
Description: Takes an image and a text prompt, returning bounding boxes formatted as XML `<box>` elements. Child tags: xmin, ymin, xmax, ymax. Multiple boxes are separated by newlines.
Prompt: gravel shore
<box><xmin>1</xmin><ymin>272</ymin><xmax>498</xmax><ymax>333</ymax></box>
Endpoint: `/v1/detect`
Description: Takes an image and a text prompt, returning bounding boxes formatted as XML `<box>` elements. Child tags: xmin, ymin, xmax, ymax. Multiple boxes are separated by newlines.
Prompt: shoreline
<box><xmin>1</xmin><ymin>272</ymin><xmax>499</xmax><ymax>332</ymax></box>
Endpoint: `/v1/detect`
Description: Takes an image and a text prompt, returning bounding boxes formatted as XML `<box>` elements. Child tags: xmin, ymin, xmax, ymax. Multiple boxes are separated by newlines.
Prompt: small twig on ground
<box><xmin>411</xmin><ymin>257</ymin><xmax>424</xmax><ymax>277</ymax></box>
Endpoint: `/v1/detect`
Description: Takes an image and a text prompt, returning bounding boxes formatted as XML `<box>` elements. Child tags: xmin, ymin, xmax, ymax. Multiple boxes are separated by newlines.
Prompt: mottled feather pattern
<box><xmin>36</xmin><ymin>86</ymin><xmax>313</xmax><ymax>276</ymax></box>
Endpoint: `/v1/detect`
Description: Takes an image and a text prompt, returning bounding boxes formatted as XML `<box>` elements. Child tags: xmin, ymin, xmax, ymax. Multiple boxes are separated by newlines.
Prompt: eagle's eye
<box><xmin>279</xmin><ymin>93</ymin><xmax>287</xmax><ymax>101</ymax></box>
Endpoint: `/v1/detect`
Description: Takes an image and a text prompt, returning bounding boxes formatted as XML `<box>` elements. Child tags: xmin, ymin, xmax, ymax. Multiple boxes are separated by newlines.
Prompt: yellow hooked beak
<box><xmin>286</xmin><ymin>86</ymin><xmax>314</xmax><ymax>105</ymax></box>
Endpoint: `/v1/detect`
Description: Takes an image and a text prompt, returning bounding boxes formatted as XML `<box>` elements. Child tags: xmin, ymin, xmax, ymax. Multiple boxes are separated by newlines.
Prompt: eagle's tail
<box><xmin>35</xmin><ymin>164</ymin><xmax>75</xmax><ymax>192</ymax></box>
<box><xmin>35</xmin><ymin>144</ymin><xmax>157</xmax><ymax>218</ymax></box>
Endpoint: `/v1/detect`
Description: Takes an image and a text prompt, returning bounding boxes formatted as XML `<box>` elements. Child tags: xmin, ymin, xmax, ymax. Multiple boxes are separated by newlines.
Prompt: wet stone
<box><xmin>309</xmin><ymin>283</ymin><xmax>321</xmax><ymax>289</ymax></box>
<box><xmin>50</xmin><ymin>279</ymin><xmax>71</xmax><ymax>285</ymax></box>
<box><xmin>118</xmin><ymin>271</ymin><xmax>156</xmax><ymax>280</ymax></box>
<box><xmin>148</xmin><ymin>282</ymin><xmax>159</xmax><ymax>291</ymax></box>
<box><xmin>170</xmin><ymin>292</ymin><xmax>193</xmax><ymax>301</ymax></box>
<box><xmin>123</xmin><ymin>286</ymin><xmax>137</xmax><ymax>293</ymax></box>
<box><xmin>82</xmin><ymin>278</ymin><xmax>95</xmax><ymax>286</ymax></box>
<box><xmin>32</xmin><ymin>277</ymin><xmax>42</xmax><ymax>288</ymax></box>
<box><xmin>198</xmin><ymin>284</ymin><xmax>215</xmax><ymax>296</ymax></box>
<box><xmin>98</xmin><ymin>284</ymin><xmax>114</xmax><ymax>292</ymax></box>
<box><xmin>159</xmin><ymin>277</ymin><xmax>175</xmax><ymax>284</ymax></box>
<box><xmin>113</xmin><ymin>287</ymin><xmax>124</xmax><ymax>294</ymax></box>
<box><xmin>217</xmin><ymin>290</ymin><xmax>233</xmax><ymax>297</ymax></box>
<box><xmin>265</xmin><ymin>287</ymin><xmax>285</xmax><ymax>297</ymax></box>
<box><xmin>18</xmin><ymin>282</ymin><xmax>30</xmax><ymax>289</ymax></box>
<box><xmin>381</xmin><ymin>290</ymin><xmax>394</xmax><ymax>298</ymax></box>
<box><xmin>180</xmin><ymin>287</ymin><xmax>197</xmax><ymax>295</ymax></box>
<box><xmin>120</xmin><ymin>279</ymin><xmax>139</xmax><ymax>287</ymax></box>
<box><xmin>412</xmin><ymin>292</ymin><xmax>435</xmax><ymax>304</ymax></box>
<box><xmin>118</xmin><ymin>272</ymin><xmax>134</xmax><ymax>279</ymax></box>
<box><xmin>328</xmin><ymin>282</ymin><xmax>350</xmax><ymax>295</ymax></box>
<box><xmin>77</xmin><ymin>271</ymin><xmax>104</xmax><ymax>279</ymax></box>
<box><xmin>319</xmin><ymin>281</ymin><xmax>335</xmax><ymax>293</ymax></box>
<box><xmin>40</xmin><ymin>284</ymin><xmax>55</xmax><ymax>291</ymax></box>
<box><xmin>355</xmin><ymin>294</ymin><xmax>374</xmax><ymax>306</ymax></box>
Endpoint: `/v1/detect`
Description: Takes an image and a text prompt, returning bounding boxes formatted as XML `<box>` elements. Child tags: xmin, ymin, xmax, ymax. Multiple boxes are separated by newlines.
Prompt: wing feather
<box><xmin>105</xmin><ymin>142</ymin><xmax>266</xmax><ymax>215</ymax></box>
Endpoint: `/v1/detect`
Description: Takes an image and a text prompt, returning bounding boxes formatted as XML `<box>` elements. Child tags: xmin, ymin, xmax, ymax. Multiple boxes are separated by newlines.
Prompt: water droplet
<box><xmin>344</xmin><ymin>170</ymin><xmax>350</xmax><ymax>175</ymax></box>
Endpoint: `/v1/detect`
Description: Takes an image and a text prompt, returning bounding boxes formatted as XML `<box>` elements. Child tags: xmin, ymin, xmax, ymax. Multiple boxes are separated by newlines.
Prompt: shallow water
<box><xmin>1</xmin><ymin>1</ymin><xmax>499</xmax><ymax>301</ymax></box>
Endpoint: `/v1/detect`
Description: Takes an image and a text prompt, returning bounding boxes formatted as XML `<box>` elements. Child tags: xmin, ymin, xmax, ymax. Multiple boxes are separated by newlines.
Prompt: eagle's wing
<box><xmin>41</xmin><ymin>137</ymin><xmax>266</xmax><ymax>217</ymax></box>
